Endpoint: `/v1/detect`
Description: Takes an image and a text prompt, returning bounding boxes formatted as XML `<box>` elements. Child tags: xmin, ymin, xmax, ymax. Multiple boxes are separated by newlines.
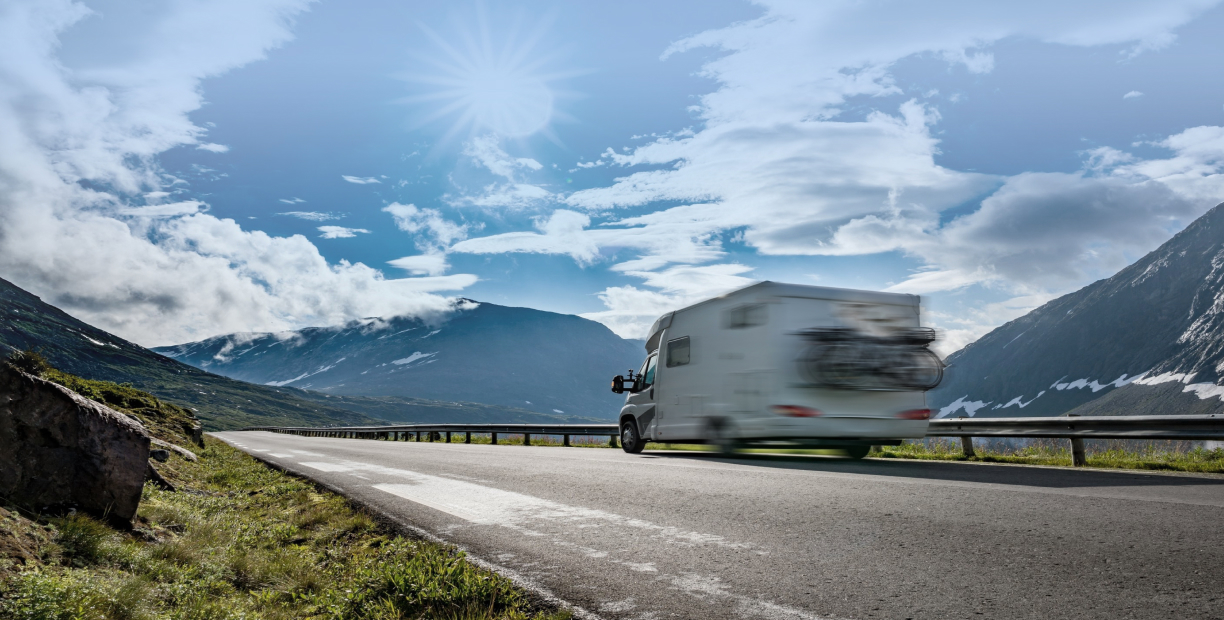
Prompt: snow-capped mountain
<box><xmin>155</xmin><ymin>301</ymin><xmax>645</xmax><ymax>419</ymax></box>
<box><xmin>930</xmin><ymin>201</ymin><xmax>1224</xmax><ymax>418</ymax></box>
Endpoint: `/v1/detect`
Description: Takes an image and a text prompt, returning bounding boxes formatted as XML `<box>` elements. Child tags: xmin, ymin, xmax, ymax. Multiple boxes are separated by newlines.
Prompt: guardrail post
<box><xmin>524</xmin><ymin>433</ymin><xmax>531</xmax><ymax>446</ymax></box>
<box><xmin>563</xmin><ymin>434</ymin><xmax>570</xmax><ymax>447</ymax></box>
<box><xmin>446</xmin><ymin>431</ymin><xmax>452</xmax><ymax>443</ymax></box>
<box><xmin>960</xmin><ymin>436</ymin><xmax>975</xmax><ymax>457</ymax></box>
<box><xmin>465</xmin><ymin>432</ymin><xmax>471</xmax><ymax>444</ymax></box>
<box><xmin>415</xmin><ymin>431</ymin><xmax>421</xmax><ymax>441</ymax></box>
<box><xmin>491</xmin><ymin>432</ymin><xmax>499</xmax><ymax>445</ymax></box>
<box><xmin>1070</xmin><ymin>437</ymin><xmax>1086</xmax><ymax>466</ymax></box>
<box><xmin>609</xmin><ymin>434</ymin><xmax>618</xmax><ymax>448</ymax></box>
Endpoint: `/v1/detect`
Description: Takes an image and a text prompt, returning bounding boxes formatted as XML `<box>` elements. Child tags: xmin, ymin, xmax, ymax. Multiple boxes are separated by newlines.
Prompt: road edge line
<box><xmin>220</xmin><ymin>435</ymin><xmax>605</xmax><ymax>620</ymax></box>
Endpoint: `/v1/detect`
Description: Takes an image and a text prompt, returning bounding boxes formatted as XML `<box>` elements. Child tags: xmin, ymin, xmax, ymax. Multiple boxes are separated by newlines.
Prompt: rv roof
<box><xmin>642</xmin><ymin>281</ymin><xmax>919</xmax><ymax>352</ymax></box>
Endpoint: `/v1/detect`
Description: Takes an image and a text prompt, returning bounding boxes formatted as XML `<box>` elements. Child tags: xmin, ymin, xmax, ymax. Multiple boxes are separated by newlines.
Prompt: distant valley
<box><xmin>0</xmin><ymin>277</ymin><xmax>613</xmax><ymax>429</ymax></box>
<box><xmin>155</xmin><ymin>301</ymin><xmax>644</xmax><ymax>419</ymax></box>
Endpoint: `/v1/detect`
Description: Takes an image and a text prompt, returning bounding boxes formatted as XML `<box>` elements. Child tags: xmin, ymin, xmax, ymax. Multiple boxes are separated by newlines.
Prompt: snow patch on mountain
<box><xmin>391</xmin><ymin>352</ymin><xmax>436</xmax><ymax>366</ymax></box>
<box><xmin>995</xmin><ymin>391</ymin><xmax>1046</xmax><ymax>410</ymax></box>
<box><xmin>265</xmin><ymin>358</ymin><xmax>346</xmax><ymax>386</ymax></box>
<box><xmin>1049</xmin><ymin>373</ymin><xmax>1142</xmax><ymax>392</ymax></box>
<box><xmin>1133</xmin><ymin>371</ymin><xmax>1224</xmax><ymax>401</ymax></box>
<box><xmin>936</xmin><ymin>396</ymin><xmax>992</xmax><ymax>418</ymax></box>
<box><xmin>378</xmin><ymin>328</ymin><xmax>417</xmax><ymax>340</ymax></box>
<box><xmin>82</xmin><ymin>335</ymin><xmax>117</xmax><ymax>348</ymax></box>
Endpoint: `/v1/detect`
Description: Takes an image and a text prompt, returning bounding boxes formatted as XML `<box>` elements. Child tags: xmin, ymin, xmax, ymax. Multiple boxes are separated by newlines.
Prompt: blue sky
<box><xmin>3</xmin><ymin>0</ymin><xmax>1224</xmax><ymax>353</ymax></box>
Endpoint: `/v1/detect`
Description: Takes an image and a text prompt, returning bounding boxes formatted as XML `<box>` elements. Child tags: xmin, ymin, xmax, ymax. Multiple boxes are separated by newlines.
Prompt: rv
<box><xmin>611</xmin><ymin>282</ymin><xmax>943</xmax><ymax>457</ymax></box>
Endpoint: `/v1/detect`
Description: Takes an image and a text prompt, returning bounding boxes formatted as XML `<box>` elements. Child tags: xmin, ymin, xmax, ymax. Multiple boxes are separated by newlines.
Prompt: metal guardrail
<box><xmin>927</xmin><ymin>414</ymin><xmax>1224</xmax><ymax>465</ymax></box>
<box><xmin>928</xmin><ymin>414</ymin><xmax>1224</xmax><ymax>440</ymax></box>
<box><xmin>241</xmin><ymin>423</ymin><xmax>622</xmax><ymax>447</ymax></box>
<box><xmin>243</xmin><ymin>414</ymin><xmax>1224</xmax><ymax>466</ymax></box>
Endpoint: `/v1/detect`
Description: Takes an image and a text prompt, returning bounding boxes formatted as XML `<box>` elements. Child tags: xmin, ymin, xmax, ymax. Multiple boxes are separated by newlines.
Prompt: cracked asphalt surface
<box><xmin>214</xmin><ymin>431</ymin><xmax>1224</xmax><ymax>620</ymax></box>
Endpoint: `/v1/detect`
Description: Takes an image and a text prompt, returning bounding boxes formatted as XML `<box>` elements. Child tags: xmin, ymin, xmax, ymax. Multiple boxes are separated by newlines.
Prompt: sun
<box><xmin>401</xmin><ymin>6</ymin><xmax>574</xmax><ymax>140</ymax></box>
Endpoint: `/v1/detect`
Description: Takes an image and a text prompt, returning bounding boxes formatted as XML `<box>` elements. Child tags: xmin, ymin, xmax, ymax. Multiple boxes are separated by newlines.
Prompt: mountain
<box><xmin>930</xmin><ymin>201</ymin><xmax>1224</xmax><ymax>419</ymax></box>
<box><xmin>0</xmin><ymin>276</ymin><xmax>591</xmax><ymax>429</ymax></box>
<box><xmin>155</xmin><ymin>301</ymin><xmax>644</xmax><ymax>419</ymax></box>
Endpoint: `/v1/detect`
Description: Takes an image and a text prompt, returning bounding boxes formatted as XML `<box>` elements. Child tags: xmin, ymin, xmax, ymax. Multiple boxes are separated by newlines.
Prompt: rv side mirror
<box><xmin>611</xmin><ymin>375</ymin><xmax>625</xmax><ymax>394</ymax></box>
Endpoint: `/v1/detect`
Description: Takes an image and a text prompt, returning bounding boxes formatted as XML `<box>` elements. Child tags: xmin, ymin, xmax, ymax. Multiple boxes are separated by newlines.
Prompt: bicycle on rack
<box><xmin>798</xmin><ymin>327</ymin><xmax>944</xmax><ymax>391</ymax></box>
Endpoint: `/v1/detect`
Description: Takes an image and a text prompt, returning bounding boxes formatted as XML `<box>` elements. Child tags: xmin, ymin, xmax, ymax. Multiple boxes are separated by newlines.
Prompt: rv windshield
<box><xmin>639</xmin><ymin>354</ymin><xmax>658</xmax><ymax>389</ymax></box>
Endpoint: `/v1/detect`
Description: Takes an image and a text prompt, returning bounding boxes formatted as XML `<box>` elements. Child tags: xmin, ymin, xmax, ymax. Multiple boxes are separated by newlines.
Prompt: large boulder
<box><xmin>0</xmin><ymin>366</ymin><xmax>150</xmax><ymax>526</ymax></box>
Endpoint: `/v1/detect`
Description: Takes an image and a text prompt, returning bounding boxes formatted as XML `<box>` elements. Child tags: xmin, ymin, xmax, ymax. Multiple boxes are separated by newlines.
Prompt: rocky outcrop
<box><xmin>0</xmin><ymin>366</ymin><xmax>150</xmax><ymax>526</ymax></box>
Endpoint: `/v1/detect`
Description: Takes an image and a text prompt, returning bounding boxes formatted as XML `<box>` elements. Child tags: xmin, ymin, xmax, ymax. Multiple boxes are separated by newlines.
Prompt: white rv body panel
<box><xmin>622</xmin><ymin>281</ymin><xmax>931</xmax><ymax>445</ymax></box>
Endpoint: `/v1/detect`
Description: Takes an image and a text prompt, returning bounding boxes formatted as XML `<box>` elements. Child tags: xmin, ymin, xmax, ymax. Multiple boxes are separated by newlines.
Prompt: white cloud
<box><xmin>1123</xmin><ymin>90</ymin><xmax>1145</xmax><ymax>99</ymax></box>
<box><xmin>462</xmin><ymin>135</ymin><xmax>543</xmax><ymax>179</ymax></box>
<box><xmin>342</xmin><ymin>175</ymin><xmax>381</xmax><ymax>184</ymax></box>
<box><xmin>465</xmin><ymin>183</ymin><xmax>552</xmax><ymax>209</ymax></box>
<box><xmin>118</xmin><ymin>201</ymin><xmax>208</xmax><ymax>218</ymax></box>
<box><xmin>383</xmin><ymin>202</ymin><xmax>470</xmax><ymax>248</ymax></box>
<box><xmin>278</xmin><ymin>211</ymin><xmax>339</xmax><ymax>221</ymax></box>
<box><xmin>579</xmin><ymin>264</ymin><xmax>755</xmax><ymax>339</ymax></box>
<box><xmin>452</xmin><ymin>0</ymin><xmax>1224</xmax><ymax>343</ymax></box>
<box><xmin>453</xmin><ymin>210</ymin><xmax>600</xmax><ymax>263</ymax></box>
<box><xmin>279</xmin><ymin>197</ymin><xmax>306</xmax><ymax>204</ymax></box>
<box><xmin>381</xmin><ymin>203</ymin><xmax>478</xmax><ymax>281</ymax></box>
<box><xmin>0</xmin><ymin>0</ymin><xmax>472</xmax><ymax>346</ymax></box>
<box><xmin>317</xmin><ymin>226</ymin><xmax>370</xmax><ymax>239</ymax></box>
<box><xmin>452</xmin><ymin>135</ymin><xmax>551</xmax><ymax>208</ymax></box>
<box><xmin>388</xmin><ymin>254</ymin><xmax>450</xmax><ymax>277</ymax></box>
<box><xmin>387</xmin><ymin>273</ymin><xmax>479</xmax><ymax>292</ymax></box>
<box><xmin>197</xmin><ymin>143</ymin><xmax>230</xmax><ymax>152</ymax></box>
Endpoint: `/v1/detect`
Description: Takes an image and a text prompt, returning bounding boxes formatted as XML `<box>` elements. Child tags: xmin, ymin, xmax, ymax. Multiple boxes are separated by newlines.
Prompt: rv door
<box><xmin>625</xmin><ymin>352</ymin><xmax>658</xmax><ymax>435</ymax></box>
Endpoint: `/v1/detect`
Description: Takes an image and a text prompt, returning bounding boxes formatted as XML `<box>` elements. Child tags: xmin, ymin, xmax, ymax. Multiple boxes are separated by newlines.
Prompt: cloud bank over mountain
<box><xmin>0</xmin><ymin>0</ymin><xmax>474</xmax><ymax>345</ymax></box>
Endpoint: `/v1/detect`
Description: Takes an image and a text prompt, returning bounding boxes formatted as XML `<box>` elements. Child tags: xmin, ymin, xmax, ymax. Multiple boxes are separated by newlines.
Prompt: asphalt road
<box><xmin>214</xmin><ymin>431</ymin><xmax>1224</xmax><ymax>620</ymax></box>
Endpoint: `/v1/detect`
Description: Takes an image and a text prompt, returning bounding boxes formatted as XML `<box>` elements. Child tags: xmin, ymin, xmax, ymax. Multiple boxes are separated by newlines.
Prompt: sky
<box><xmin>3</xmin><ymin>0</ymin><xmax>1224</xmax><ymax>355</ymax></box>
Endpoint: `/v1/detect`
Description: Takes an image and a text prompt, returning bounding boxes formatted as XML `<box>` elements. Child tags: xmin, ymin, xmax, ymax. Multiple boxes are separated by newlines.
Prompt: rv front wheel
<box><xmin>843</xmin><ymin>445</ymin><xmax>870</xmax><ymax>459</ymax></box>
<box><xmin>621</xmin><ymin>421</ymin><xmax>645</xmax><ymax>454</ymax></box>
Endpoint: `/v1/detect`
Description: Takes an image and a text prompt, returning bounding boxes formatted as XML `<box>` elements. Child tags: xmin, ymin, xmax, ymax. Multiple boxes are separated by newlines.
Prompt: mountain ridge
<box><xmin>0</xmin><ymin>276</ymin><xmax>598</xmax><ymax>429</ymax></box>
<box><xmin>930</xmin><ymin>201</ymin><xmax>1224</xmax><ymax>418</ymax></box>
<box><xmin>155</xmin><ymin>300</ymin><xmax>644</xmax><ymax>419</ymax></box>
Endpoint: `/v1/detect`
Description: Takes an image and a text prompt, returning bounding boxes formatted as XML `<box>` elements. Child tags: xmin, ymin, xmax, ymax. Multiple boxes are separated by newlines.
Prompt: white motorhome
<box><xmin>611</xmin><ymin>281</ymin><xmax>942</xmax><ymax>457</ymax></box>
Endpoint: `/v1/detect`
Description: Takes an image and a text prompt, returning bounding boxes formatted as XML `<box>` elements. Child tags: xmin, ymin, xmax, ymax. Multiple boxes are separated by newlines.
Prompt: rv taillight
<box><xmin>771</xmin><ymin>405</ymin><xmax>823</xmax><ymax>417</ymax></box>
<box><xmin>896</xmin><ymin>409</ymin><xmax>931</xmax><ymax>420</ymax></box>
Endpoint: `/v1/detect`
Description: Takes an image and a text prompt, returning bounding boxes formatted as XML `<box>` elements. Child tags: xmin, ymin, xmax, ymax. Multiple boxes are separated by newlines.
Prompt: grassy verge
<box><xmin>0</xmin><ymin>353</ymin><xmax>569</xmax><ymax>620</ymax></box>
<box><xmin>873</xmin><ymin>438</ymin><xmax>1224</xmax><ymax>473</ymax></box>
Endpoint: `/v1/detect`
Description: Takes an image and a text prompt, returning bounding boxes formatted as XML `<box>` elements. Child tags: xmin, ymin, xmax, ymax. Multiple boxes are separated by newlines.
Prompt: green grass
<box><xmin>0</xmin><ymin>354</ymin><xmax>569</xmax><ymax>620</ymax></box>
<box><xmin>874</xmin><ymin>438</ymin><xmax>1224</xmax><ymax>473</ymax></box>
<box><xmin>0</xmin><ymin>439</ymin><xmax>571</xmax><ymax>620</ymax></box>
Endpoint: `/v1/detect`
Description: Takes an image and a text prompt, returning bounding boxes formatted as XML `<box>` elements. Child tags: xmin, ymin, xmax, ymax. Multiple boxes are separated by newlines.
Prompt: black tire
<box><xmin>707</xmin><ymin>419</ymin><xmax>740</xmax><ymax>456</ymax></box>
<box><xmin>843</xmin><ymin>445</ymin><xmax>871</xmax><ymax>459</ymax></box>
<box><xmin>621</xmin><ymin>421</ymin><xmax>645</xmax><ymax>454</ymax></box>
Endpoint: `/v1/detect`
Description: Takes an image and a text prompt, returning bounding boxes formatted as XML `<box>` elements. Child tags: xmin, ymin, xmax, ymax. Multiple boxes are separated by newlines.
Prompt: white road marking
<box><xmin>233</xmin><ymin>440</ymin><xmax>845</xmax><ymax>620</ymax></box>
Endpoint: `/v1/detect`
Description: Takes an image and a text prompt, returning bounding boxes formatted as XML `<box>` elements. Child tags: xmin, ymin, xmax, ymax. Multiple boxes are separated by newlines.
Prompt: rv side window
<box><xmin>666</xmin><ymin>337</ymin><xmax>690</xmax><ymax>367</ymax></box>
<box><xmin>640</xmin><ymin>354</ymin><xmax>658</xmax><ymax>388</ymax></box>
<box><xmin>727</xmin><ymin>304</ymin><xmax>766</xmax><ymax>329</ymax></box>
